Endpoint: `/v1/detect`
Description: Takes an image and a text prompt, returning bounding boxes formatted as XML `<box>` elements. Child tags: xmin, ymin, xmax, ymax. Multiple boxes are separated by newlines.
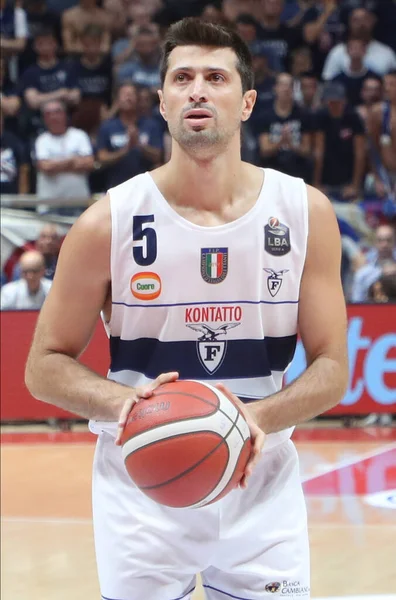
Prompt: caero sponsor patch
<box><xmin>130</xmin><ymin>272</ymin><xmax>161</xmax><ymax>300</ymax></box>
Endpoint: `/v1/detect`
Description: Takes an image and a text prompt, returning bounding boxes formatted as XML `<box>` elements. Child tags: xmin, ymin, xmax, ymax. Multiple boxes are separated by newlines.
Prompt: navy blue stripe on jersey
<box><xmin>109</xmin><ymin>335</ymin><xmax>297</xmax><ymax>380</ymax></box>
<box><xmin>203</xmin><ymin>583</ymin><xmax>255</xmax><ymax>600</ymax></box>
<box><xmin>113</xmin><ymin>299</ymin><xmax>299</xmax><ymax>308</ymax></box>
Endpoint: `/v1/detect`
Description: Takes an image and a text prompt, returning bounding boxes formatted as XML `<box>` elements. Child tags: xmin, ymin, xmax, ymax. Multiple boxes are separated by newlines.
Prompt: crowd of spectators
<box><xmin>1</xmin><ymin>0</ymin><xmax>396</xmax><ymax>307</ymax></box>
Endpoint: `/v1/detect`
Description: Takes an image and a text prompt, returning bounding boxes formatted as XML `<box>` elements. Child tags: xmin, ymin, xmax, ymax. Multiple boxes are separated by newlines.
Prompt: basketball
<box><xmin>120</xmin><ymin>380</ymin><xmax>252</xmax><ymax>509</ymax></box>
<box><xmin>269</xmin><ymin>216</ymin><xmax>280</xmax><ymax>228</ymax></box>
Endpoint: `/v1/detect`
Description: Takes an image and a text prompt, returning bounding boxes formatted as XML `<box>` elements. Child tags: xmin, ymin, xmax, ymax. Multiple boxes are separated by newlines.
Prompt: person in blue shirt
<box><xmin>115</xmin><ymin>27</ymin><xmax>161</xmax><ymax>92</ymax></box>
<box><xmin>96</xmin><ymin>83</ymin><xmax>163</xmax><ymax>189</ymax></box>
<box><xmin>18</xmin><ymin>26</ymin><xmax>80</xmax><ymax>136</ymax></box>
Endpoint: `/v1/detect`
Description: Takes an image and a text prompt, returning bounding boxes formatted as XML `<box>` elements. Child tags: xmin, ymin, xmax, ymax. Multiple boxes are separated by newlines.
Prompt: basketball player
<box><xmin>25</xmin><ymin>18</ymin><xmax>349</xmax><ymax>600</ymax></box>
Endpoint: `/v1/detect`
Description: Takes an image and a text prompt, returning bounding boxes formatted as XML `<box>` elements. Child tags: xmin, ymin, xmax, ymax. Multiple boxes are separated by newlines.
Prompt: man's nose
<box><xmin>189</xmin><ymin>76</ymin><xmax>209</xmax><ymax>104</ymax></box>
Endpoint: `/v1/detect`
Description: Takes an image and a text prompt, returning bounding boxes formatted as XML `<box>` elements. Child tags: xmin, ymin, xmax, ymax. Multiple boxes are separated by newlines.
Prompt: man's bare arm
<box><xmin>250</xmin><ymin>186</ymin><xmax>349</xmax><ymax>433</ymax></box>
<box><xmin>25</xmin><ymin>196</ymin><xmax>133</xmax><ymax>421</ymax></box>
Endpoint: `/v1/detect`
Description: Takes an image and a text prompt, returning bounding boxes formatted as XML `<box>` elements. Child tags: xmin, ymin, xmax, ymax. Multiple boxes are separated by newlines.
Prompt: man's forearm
<box><xmin>25</xmin><ymin>352</ymin><xmax>132</xmax><ymax>421</ymax></box>
<box><xmin>253</xmin><ymin>355</ymin><xmax>348</xmax><ymax>434</ymax></box>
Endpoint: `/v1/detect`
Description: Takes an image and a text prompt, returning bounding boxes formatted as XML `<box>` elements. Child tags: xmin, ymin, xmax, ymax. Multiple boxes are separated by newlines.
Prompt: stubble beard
<box><xmin>169</xmin><ymin>115</ymin><xmax>239</xmax><ymax>156</ymax></box>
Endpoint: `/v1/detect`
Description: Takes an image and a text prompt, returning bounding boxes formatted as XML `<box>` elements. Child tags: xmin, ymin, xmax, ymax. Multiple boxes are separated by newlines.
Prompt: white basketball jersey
<box><xmin>93</xmin><ymin>168</ymin><xmax>308</xmax><ymax>449</ymax></box>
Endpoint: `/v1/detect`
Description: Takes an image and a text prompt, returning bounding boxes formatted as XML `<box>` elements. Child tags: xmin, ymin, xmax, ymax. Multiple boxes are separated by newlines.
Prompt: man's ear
<box><xmin>158</xmin><ymin>90</ymin><xmax>167</xmax><ymax>121</ymax></box>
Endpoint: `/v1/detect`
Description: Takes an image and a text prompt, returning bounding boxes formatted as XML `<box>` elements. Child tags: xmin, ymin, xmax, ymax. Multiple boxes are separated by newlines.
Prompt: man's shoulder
<box><xmin>1</xmin><ymin>280</ymin><xmax>22</xmax><ymax>294</ymax></box>
<box><xmin>41</xmin><ymin>278</ymin><xmax>52</xmax><ymax>291</ymax></box>
<box><xmin>67</xmin><ymin>126</ymin><xmax>91</xmax><ymax>140</ymax></box>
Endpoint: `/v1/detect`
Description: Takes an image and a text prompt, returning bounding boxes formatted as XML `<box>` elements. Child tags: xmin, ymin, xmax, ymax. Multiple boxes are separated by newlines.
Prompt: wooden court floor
<box><xmin>1</xmin><ymin>426</ymin><xmax>396</xmax><ymax>600</ymax></box>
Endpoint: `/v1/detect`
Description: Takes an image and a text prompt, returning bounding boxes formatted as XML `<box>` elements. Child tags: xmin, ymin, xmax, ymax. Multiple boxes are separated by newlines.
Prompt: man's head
<box><xmin>158</xmin><ymin>18</ymin><xmax>256</xmax><ymax>158</ymax></box>
<box><xmin>36</xmin><ymin>224</ymin><xmax>61</xmax><ymax>258</ymax></box>
<box><xmin>274</xmin><ymin>72</ymin><xmax>293</xmax><ymax>103</ymax></box>
<box><xmin>33</xmin><ymin>28</ymin><xmax>58</xmax><ymax>60</ymax></box>
<box><xmin>235</xmin><ymin>14</ymin><xmax>258</xmax><ymax>43</ymax></box>
<box><xmin>346</xmin><ymin>37</ymin><xmax>367</xmax><ymax>64</ymax></box>
<box><xmin>322</xmin><ymin>82</ymin><xmax>347</xmax><ymax>116</ymax></box>
<box><xmin>81</xmin><ymin>24</ymin><xmax>103</xmax><ymax>59</ymax></box>
<box><xmin>117</xmin><ymin>83</ymin><xmax>138</xmax><ymax>113</ymax></box>
<box><xmin>375</xmin><ymin>225</ymin><xmax>395</xmax><ymax>261</ymax></box>
<box><xmin>42</xmin><ymin>100</ymin><xmax>68</xmax><ymax>135</ymax></box>
<box><xmin>19</xmin><ymin>251</ymin><xmax>46</xmax><ymax>294</ymax></box>
<box><xmin>348</xmin><ymin>8</ymin><xmax>375</xmax><ymax>41</ymax></box>
<box><xmin>134</xmin><ymin>27</ymin><xmax>160</xmax><ymax>63</ymax></box>
<box><xmin>138</xmin><ymin>87</ymin><xmax>154</xmax><ymax>116</ymax></box>
<box><xmin>384</xmin><ymin>70</ymin><xmax>396</xmax><ymax>104</ymax></box>
<box><xmin>291</xmin><ymin>47</ymin><xmax>312</xmax><ymax>77</ymax></box>
<box><xmin>261</xmin><ymin>0</ymin><xmax>284</xmax><ymax>21</ymax></box>
<box><xmin>300</xmin><ymin>71</ymin><xmax>318</xmax><ymax>106</ymax></box>
<box><xmin>360</xmin><ymin>76</ymin><xmax>382</xmax><ymax>106</ymax></box>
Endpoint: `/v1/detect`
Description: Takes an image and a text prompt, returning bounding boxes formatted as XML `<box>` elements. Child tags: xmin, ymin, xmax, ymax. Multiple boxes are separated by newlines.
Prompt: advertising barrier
<box><xmin>0</xmin><ymin>305</ymin><xmax>395</xmax><ymax>421</ymax></box>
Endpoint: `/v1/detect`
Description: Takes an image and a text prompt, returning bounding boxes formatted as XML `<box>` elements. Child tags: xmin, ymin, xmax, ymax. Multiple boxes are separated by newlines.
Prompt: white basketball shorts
<box><xmin>92</xmin><ymin>433</ymin><xmax>310</xmax><ymax>600</ymax></box>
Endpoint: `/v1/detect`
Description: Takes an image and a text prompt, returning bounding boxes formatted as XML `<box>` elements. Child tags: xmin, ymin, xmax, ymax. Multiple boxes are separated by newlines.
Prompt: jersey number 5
<box><xmin>132</xmin><ymin>215</ymin><xmax>157</xmax><ymax>266</ymax></box>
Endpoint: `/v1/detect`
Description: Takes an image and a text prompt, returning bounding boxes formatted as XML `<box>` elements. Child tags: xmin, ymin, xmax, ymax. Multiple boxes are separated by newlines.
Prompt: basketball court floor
<box><xmin>1</xmin><ymin>426</ymin><xmax>396</xmax><ymax>600</ymax></box>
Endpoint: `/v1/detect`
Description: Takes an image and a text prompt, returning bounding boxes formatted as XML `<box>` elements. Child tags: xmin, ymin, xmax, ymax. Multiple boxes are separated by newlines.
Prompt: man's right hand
<box><xmin>115</xmin><ymin>371</ymin><xmax>179</xmax><ymax>445</ymax></box>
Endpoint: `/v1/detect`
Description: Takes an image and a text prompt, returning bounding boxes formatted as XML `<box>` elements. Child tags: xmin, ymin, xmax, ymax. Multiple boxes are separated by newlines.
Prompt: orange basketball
<box><xmin>120</xmin><ymin>380</ymin><xmax>251</xmax><ymax>508</ymax></box>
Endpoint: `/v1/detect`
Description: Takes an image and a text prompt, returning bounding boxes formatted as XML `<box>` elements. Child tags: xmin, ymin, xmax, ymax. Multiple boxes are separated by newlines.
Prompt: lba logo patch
<box><xmin>130</xmin><ymin>272</ymin><xmax>161</xmax><ymax>300</ymax></box>
<box><xmin>264</xmin><ymin>217</ymin><xmax>291</xmax><ymax>256</ymax></box>
<box><xmin>264</xmin><ymin>268</ymin><xmax>289</xmax><ymax>297</ymax></box>
<box><xmin>201</xmin><ymin>248</ymin><xmax>228</xmax><ymax>283</ymax></box>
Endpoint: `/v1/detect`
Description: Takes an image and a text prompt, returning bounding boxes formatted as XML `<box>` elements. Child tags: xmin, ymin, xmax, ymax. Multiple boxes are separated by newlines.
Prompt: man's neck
<box><xmin>349</xmin><ymin>60</ymin><xmax>365</xmax><ymax>74</ymax></box>
<box><xmin>159</xmin><ymin>140</ymin><xmax>246</xmax><ymax>213</ymax></box>
<box><xmin>38</xmin><ymin>57</ymin><xmax>57</xmax><ymax>69</ymax></box>
<box><xmin>120</xmin><ymin>110</ymin><xmax>137</xmax><ymax>125</ymax></box>
<box><xmin>260</xmin><ymin>15</ymin><xmax>280</xmax><ymax>29</ymax></box>
<box><xmin>275</xmin><ymin>99</ymin><xmax>293</xmax><ymax>117</ymax></box>
<box><xmin>81</xmin><ymin>55</ymin><xmax>101</xmax><ymax>68</ymax></box>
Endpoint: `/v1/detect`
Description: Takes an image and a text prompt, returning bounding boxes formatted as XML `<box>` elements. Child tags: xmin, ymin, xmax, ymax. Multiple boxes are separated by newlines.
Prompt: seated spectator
<box><xmin>69</xmin><ymin>24</ymin><xmax>113</xmax><ymax>137</ymax></box>
<box><xmin>222</xmin><ymin>0</ymin><xmax>256</xmax><ymax>23</ymax></box>
<box><xmin>299</xmin><ymin>0</ymin><xmax>344</xmax><ymax>76</ymax></box>
<box><xmin>322</xmin><ymin>7</ymin><xmax>396</xmax><ymax>80</ymax></box>
<box><xmin>258</xmin><ymin>72</ymin><xmax>311</xmax><ymax>179</ymax></box>
<box><xmin>201</xmin><ymin>3</ymin><xmax>229</xmax><ymax>26</ymax></box>
<box><xmin>250</xmin><ymin>47</ymin><xmax>276</xmax><ymax>119</ymax></box>
<box><xmin>0</xmin><ymin>56</ymin><xmax>21</xmax><ymax>132</ymax></box>
<box><xmin>368</xmin><ymin>268</ymin><xmax>396</xmax><ymax>303</ymax></box>
<box><xmin>96</xmin><ymin>83</ymin><xmax>163</xmax><ymax>189</ymax></box>
<box><xmin>0</xmin><ymin>0</ymin><xmax>28</xmax><ymax>80</ymax></box>
<box><xmin>19</xmin><ymin>0</ymin><xmax>62</xmax><ymax>73</ymax></box>
<box><xmin>369</xmin><ymin>70</ymin><xmax>396</xmax><ymax>198</ymax></box>
<box><xmin>35</xmin><ymin>100</ymin><xmax>94</xmax><ymax>200</ymax></box>
<box><xmin>4</xmin><ymin>223</ymin><xmax>63</xmax><ymax>283</ymax></box>
<box><xmin>332</xmin><ymin>38</ymin><xmax>379</xmax><ymax>107</ymax></box>
<box><xmin>115</xmin><ymin>26</ymin><xmax>161</xmax><ymax>92</ymax></box>
<box><xmin>297</xmin><ymin>71</ymin><xmax>321</xmax><ymax>112</ymax></box>
<box><xmin>112</xmin><ymin>17</ymin><xmax>159</xmax><ymax>67</ymax></box>
<box><xmin>19</xmin><ymin>27</ymin><xmax>80</xmax><ymax>137</ymax></box>
<box><xmin>351</xmin><ymin>224</ymin><xmax>396</xmax><ymax>302</ymax></box>
<box><xmin>356</xmin><ymin>75</ymin><xmax>383</xmax><ymax>128</ymax></box>
<box><xmin>62</xmin><ymin>0</ymin><xmax>110</xmax><ymax>56</ymax></box>
<box><xmin>253</xmin><ymin>0</ymin><xmax>307</xmax><ymax>72</ymax></box>
<box><xmin>0</xmin><ymin>250</ymin><xmax>51</xmax><ymax>310</ymax></box>
<box><xmin>341</xmin><ymin>234</ymin><xmax>366</xmax><ymax>299</ymax></box>
<box><xmin>313</xmin><ymin>82</ymin><xmax>366</xmax><ymax>202</ymax></box>
<box><xmin>0</xmin><ymin>110</ymin><xmax>30</xmax><ymax>194</ymax></box>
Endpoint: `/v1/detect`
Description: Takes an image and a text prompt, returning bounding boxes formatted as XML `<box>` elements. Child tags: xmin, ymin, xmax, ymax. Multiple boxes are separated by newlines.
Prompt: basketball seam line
<box><xmin>140</xmin><ymin>409</ymin><xmax>241</xmax><ymax>496</ymax></box>
<box><xmin>137</xmin><ymin>390</ymin><xmax>247</xmax><ymax>441</ymax></box>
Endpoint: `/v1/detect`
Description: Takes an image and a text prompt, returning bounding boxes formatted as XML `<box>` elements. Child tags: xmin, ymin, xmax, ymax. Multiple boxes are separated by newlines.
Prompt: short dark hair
<box><xmin>160</xmin><ymin>18</ymin><xmax>254</xmax><ymax>93</ymax></box>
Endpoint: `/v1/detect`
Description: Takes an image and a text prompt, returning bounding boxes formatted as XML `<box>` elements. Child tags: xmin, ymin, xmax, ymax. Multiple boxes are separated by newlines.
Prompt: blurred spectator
<box><xmin>368</xmin><ymin>268</ymin><xmax>396</xmax><ymax>303</ymax></box>
<box><xmin>222</xmin><ymin>0</ymin><xmax>256</xmax><ymax>22</ymax></box>
<box><xmin>11</xmin><ymin>223</ymin><xmax>62</xmax><ymax>281</ymax></box>
<box><xmin>115</xmin><ymin>26</ymin><xmax>161</xmax><ymax>91</ymax></box>
<box><xmin>322</xmin><ymin>7</ymin><xmax>396</xmax><ymax>80</ymax></box>
<box><xmin>258</xmin><ymin>72</ymin><xmax>311</xmax><ymax>179</ymax></box>
<box><xmin>19</xmin><ymin>0</ymin><xmax>62</xmax><ymax>73</ymax></box>
<box><xmin>0</xmin><ymin>0</ymin><xmax>28</xmax><ymax>80</ymax></box>
<box><xmin>69</xmin><ymin>24</ymin><xmax>113</xmax><ymax>137</ymax></box>
<box><xmin>373</xmin><ymin>0</ymin><xmax>396</xmax><ymax>53</ymax></box>
<box><xmin>35</xmin><ymin>100</ymin><xmax>94</xmax><ymax>200</ymax></box>
<box><xmin>296</xmin><ymin>0</ymin><xmax>344</xmax><ymax>76</ymax></box>
<box><xmin>0</xmin><ymin>250</ymin><xmax>51</xmax><ymax>310</ymax></box>
<box><xmin>251</xmin><ymin>47</ymin><xmax>276</xmax><ymax>117</ymax></box>
<box><xmin>0</xmin><ymin>110</ymin><xmax>30</xmax><ymax>194</ymax></box>
<box><xmin>356</xmin><ymin>75</ymin><xmax>382</xmax><ymax>127</ymax></box>
<box><xmin>351</xmin><ymin>224</ymin><xmax>396</xmax><ymax>302</ymax></box>
<box><xmin>62</xmin><ymin>0</ymin><xmax>110</xmax><ymax>56</ymax></box>
<box><xmin>201</xmin><ymin>3</ymin><xmax>229</xmax><ymax>26</ymax></box>
<box><xmin>369</xmin><ymin>71</ymin><xmax>396</xmax><ymax>199</ymax></box>
<box><xmin>253</xmin><ymin>0</ymin><xmax>307</xmax><ymax>72</ymax></box>
<box><xmin>0</xmin><ymin>56</ymin><xmax>21</xmax><ymax>132</ymax></box>
<box><xmin>96</xmin><ymin>83</ymin><xmax>163</xmax><ymax>189</ymax></box>
<box><xmin>297</xmin><ymin>71</ymin><xmax>321</xmax><ymax>112</ymax></box>
<box><xmin>332</xmin><ymin>38</ymin><xmax>379</xmax><ymax>107</ymax></box>
<box><xmin>290</xmin><ymin>45</ymin><xmax>313</xmax><ymax>78</ymax></box>
<box><xmin>112</xmin><ymin>12</ymin><xmax>159</xmax><ymax>66</ymax></box>
<box><xmin>341</xmin><ymin>234</ymin><xmax>366</xmax><ymax>298</ymax></box>
<box><xmin>19</xmin><ymin>27</ymin><xmax>80</xmax><ymax>138</ymax></box>
<box><xmin>313</xmin><ymin>82</ymin><xmax>366</xmax><ymax>203</ymax></box>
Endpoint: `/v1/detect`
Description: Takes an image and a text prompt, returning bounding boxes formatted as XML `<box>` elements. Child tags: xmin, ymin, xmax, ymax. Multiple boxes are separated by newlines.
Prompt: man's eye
<box><xmin>176</xmin><ymin>74</ymin><xmax>187</xmax><ymax>82</ymax></box>
<box><xmin>211</xmin><ymin>74</ymin><xmax>224</xmax><ymax>82</ymax></box>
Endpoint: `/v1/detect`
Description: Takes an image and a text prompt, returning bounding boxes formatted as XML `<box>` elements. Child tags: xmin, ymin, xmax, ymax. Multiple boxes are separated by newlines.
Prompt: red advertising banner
<box><xmin>1</xmin><ymin>305</ymin><xmax>395</xmax><ymax>421</ymax></box>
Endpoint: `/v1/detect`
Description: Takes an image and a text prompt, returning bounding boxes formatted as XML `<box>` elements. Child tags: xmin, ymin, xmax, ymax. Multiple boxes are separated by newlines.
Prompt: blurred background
<box><xmin>1</xmin><ymin>1</ymin><xmax>395</xmax><ymax>599</ymax></box>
